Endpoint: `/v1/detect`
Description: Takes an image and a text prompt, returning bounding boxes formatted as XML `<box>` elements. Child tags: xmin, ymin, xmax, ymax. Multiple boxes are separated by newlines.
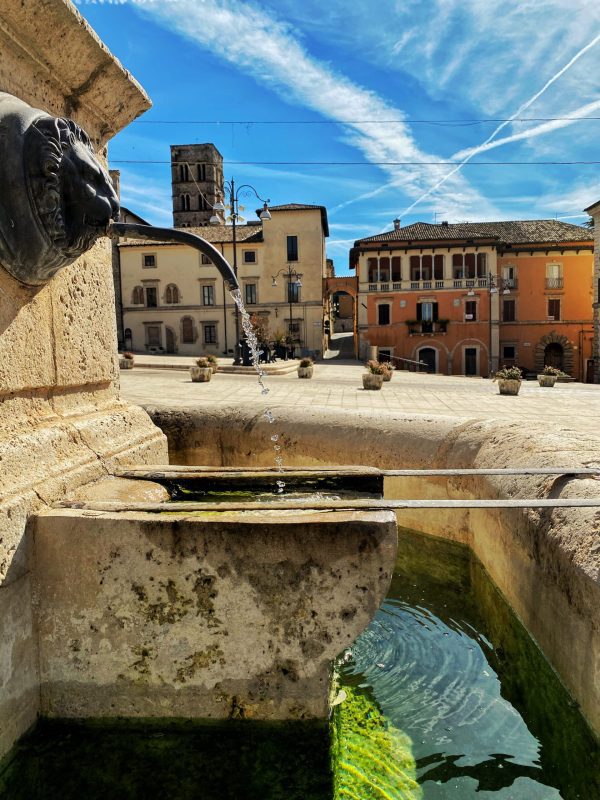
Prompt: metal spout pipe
<box><xmin>108</xmin><ymin>222</ymin><xmax>239</xmax><ymax>292</ymax></box>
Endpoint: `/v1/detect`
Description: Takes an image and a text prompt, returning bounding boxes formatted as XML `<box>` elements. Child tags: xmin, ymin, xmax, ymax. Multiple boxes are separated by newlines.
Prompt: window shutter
<box><xmin>416</xmin><ymin>303</ymin><xmax>422</xmax><ymax>321</ymax></box>
<box><xmin>433</xmin><ymin>303</ymin><xmax>439</xmax><ymax>322</ymax></box>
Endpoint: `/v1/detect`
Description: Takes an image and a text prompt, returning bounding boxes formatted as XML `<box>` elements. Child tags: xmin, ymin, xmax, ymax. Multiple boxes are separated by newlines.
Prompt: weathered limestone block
<box><xmin>34</xmin><ymin>509</ymin><xmax>397</xmax><ymax>720</ymax></box>
<box><xmin>0</xmin><ymin>0</ymin><xmax>167</xmax><ymax>758</ymax></box>
<box><xmin>146</xmin><ymin>404</ymin><xmax>600</xmax><ymax>737</ymax></box>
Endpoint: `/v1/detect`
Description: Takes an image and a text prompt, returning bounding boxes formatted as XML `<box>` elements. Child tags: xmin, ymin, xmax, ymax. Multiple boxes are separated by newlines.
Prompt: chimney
<box><xmin>441</xmin><ymin>220</ymin><xmax>449</xmax><ymax>227</ymax></box>
<box><xmin>109</xmin><ymin>169</ymin><xmax>121</xmax><ymax>199</ymax></box>
<box><xmin>393</xmin><ymin>217</ymin><xmax>401</xmax><ymax>230</ymax></box>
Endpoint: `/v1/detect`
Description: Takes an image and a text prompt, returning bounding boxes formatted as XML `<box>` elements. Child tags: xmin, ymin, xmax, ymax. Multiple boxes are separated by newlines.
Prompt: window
<box><xmin>181</xmin><ymin>317</ymin><xmax>195</xmax><ymax>344</ymax></box>
<box><xmin>132</xmin><ymin>286</ymin><xmax>144</xmax><ymax>305</ymax></box>
<box><xmin>465</xmin><ymin>300</ymin><xmax>477</xmax><ymax>320</ymax></box>
<box><xmin>165</xmin><ymin>284</ymin><xmax>180</xmax><ymax>304</ymax></box>
<box><xmin>502</xmin><ymin>265</ymin><xmax>517</xmax><ymax>287</ymax></box>
<box><xmin>452</xmin><ymin>253</ymin><xmax>487</xmax><ymax>280</ymax></box>
<box><xmin>243</xmin><ymin>250</ymin><xmax>257</xmax><ymax>264</ymax></box>
<box><xmin>204</xmin><ymin>324</ymin><xmax>217</xmax><ymax>344</ymax></box>
<box><xmin>548</xmin><ymin>298</ymin><xmax>561</xmax><ymax>320</ymax></box>
<box><xmin>287</xmin><ymin>281</ymin><xmax>300</xmax><ymax>303</ymax></box>
<box><xmin>411</xmin><ymin>255</ymin><xmax>444</xmax><ymax>281</ymax></box>
<box><xmin>145</xmin><ymin>287</ymin><xmax>157</xmax><ymax>308</ymax></box>
<box><xmin>379</xmin><ymin>257</ymin><xmax>390</xmax><ymax>282</ymax></box>
<box><xmin>378</xmin><ymin>304</ymin><xmax>391</xmax><ymax>325</ymax></box>
<box><xmin>287</xmin><ymin>235</ymin><xmax>299</xmax><ymax>261</ymax></box>
<box><xmin>143</xmin><ymin>254</ymin><xmax>156</xmax><ymax>268</ymax></box>
<box><xmin>202</xmin><ymin>285</ymin><xmax>214</xmax><ymax>306</ymax></box>
<box><xmin>502</xmin><ymin>345</ymin><xmax>516</xmax><ymax>360</ymax></box>
<box><xmin>197</xmin><ymin>163</ymin><xmax>206</xmax><ymax>181</ymax></box>
<box><xmin>245</xmin><ymin>284</ymin><xmax>257</xmax><ymax>305</ymax></box>
<box><xmin>181</xmin><ymin>194</ymin><xmax>190</xmax><ymax>211</ymax></box>
<box><xmin>391</xmin><ymin>256</ymin><xmax>402</xmax><ymax>282</ymax></box>
<box><xmin>502</xmin><ymin>299</ymin><xmax>516</xmax><ymax>321</ymax></box>
<box><xmin>146</xmin><ymin>325</ymin><xmax>161</xmax><ymax>347</ymax></box>
<box><xmin>367</xmin><ymin>257</ymin><xmax>378</xmax><ymax>282</ymax></box>
<box><xmin>417</xmin><ymin>302</ymin><xmax>438</xmax><ymax>322</ymax></box>
<box><xmin>546</xmin><ymin>263</ymin><xmax>563</xmax><ymax>289</ymax></box>
<box><xmin>201</xmin><ymin>254</ymin><xmax>212</xmax><ymax>265</ymax></box>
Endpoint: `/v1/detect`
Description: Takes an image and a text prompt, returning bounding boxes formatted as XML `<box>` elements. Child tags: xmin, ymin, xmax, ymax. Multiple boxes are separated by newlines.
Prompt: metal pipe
<box><xmin>108</xmin><ymin>222</ymin><xmax>239</xmax><ymax>292</ymax></box>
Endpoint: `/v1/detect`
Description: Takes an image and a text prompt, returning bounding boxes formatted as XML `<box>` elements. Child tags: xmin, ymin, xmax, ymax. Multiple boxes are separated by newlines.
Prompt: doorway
<box><xmin>166</xmin><ymin>327</ymin><xmax>176</xmax><ymax>354</ymax></box>
<box><xmin>544</xmin><ymin>342</ymin><xmax>563</xmax><ymax>370</ymax></box>
<box><xmin>418</xmin><ymin>347</ymin><xmax>437</xmax><ymax>373</ymax></box>
<box><xmin>465</xmin><ymin>347</ymin><xmax>478</xmax><ymax>376</ymax></box>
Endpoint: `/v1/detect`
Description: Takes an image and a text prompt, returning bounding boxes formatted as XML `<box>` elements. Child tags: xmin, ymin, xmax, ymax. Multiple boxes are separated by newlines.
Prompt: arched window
<box><xmin>132</xmin><ymin>286</ymin><xmax>144</xmax><ymax>304</ymax></box>
<box><xmin>165</xmin><ymin>284</ymin><xmax>180</xmax><ymax>304</ymax></box>
<box><xmin>181</xmin><ymin>316</ymin><xmax>195</xmax><ymax>344</ymax></box>
<box><xmin>181</xmin><ymin>194</ymin><xmax>190</xmax><ymax>211</ymax></box>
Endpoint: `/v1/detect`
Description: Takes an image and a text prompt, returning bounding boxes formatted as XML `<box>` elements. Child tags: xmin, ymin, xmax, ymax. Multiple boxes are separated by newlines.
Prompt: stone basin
<box><xmin>33</xmin><ymin>467</ymin><xmax>397</xmax><ymax>722</ymax></box>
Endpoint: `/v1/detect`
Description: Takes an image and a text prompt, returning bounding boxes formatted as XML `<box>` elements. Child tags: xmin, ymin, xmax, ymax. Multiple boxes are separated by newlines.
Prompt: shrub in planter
<box><xmin>363</xmin><ymin>360</ymin><xmax>385</xmax><ymax>390</ymax></box>
<box><xmin>190</xmin><ymin>357</ymin><xmax>212</xmax><ymax>383</ymax></box>
<box><xmin>205</xmin><ymin>354</ymin><xmax>219</xmax><ymax>373</ymax></box>
<box><xmin>538</xmin><ymin>365</ymin><xmax>560</xmax><ymax>387</ymax></box>
<box><xmin>119</xmin><ymin>352</ymin><xmax>134</xmax><ymax>369</ymax></box>
<box><xmin>297</xmin><ymin>357</ymin><xmax>314</xmax><ymax>379</ymax></box>
<box><xmin>493</xmin><ymin>366</ymin><xmax>522</xmax><ymax>395</ymax></box>
<box><xmin>381</xmin><ymin>362</ymin><xmax>394</xmax><ymax>382</ymax></box>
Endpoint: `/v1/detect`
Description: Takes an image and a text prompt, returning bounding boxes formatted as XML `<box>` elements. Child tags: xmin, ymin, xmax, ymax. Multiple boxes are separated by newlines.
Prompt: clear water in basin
<box><xmin>2</xmin><ymin>528</ymin><xmax>598</xmax><ymax>799</ymax></box>
<box><xmin>334</xmin><ymin>528</ymin><xmax>600</xmax><ymax>799</ymax></box>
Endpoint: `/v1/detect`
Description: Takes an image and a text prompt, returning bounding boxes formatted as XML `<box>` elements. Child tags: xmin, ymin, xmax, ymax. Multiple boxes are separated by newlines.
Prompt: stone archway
<box><xmin>534</xmin><ymin>331</ymin><xmax>574</xmax><ymax>374</ymax></box>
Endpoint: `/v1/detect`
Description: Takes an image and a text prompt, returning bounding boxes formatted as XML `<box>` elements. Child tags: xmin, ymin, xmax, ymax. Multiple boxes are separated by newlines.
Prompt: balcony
<box><xmin>363</xmin><ymin>277</ymin><xmax>514</xmax><ymax>292</ymax></box>
<box><xmin>406</xmin><ymin>320</ymin><xmax>448</xmax><ymax>335</ymax></box>
<box><xmin>546</xmin><ymin>277</ymin><xmax>564</xmax><ymax>289</ymax></box>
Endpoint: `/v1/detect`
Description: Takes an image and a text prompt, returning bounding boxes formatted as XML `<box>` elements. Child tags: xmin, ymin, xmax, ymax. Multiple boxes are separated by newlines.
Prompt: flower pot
<box><xmin>363</xmin><ymin>373</ymin><xmax>384</xmax><ymax>390</ymax></box>
<box><xmin>538</xmin><ymin>374</ymin><xmax>557</xmax><ymax>387</ymax></box>
<box><xmin>190</xmin><ymin>366</ymin><xmax>212</xmax><ymax>383</ymax></box>
<box><xmin>382</xmin><ymin>370</ymin><xmax>393</xmax><ymax>382</ymax></box>
<box><xmin>497</xmin><ymin>379</ymin><xmax>521</xmax><ymax>396</ymax></box>
<box><xmin>119</xmin><ymin>358</ymin><xmax>134</xmax><ymax>369</ymax></box>
<box><xmin>297</xmin><ymin>366</ymin><xmax>313</xmax><ymax>378</ymax></box>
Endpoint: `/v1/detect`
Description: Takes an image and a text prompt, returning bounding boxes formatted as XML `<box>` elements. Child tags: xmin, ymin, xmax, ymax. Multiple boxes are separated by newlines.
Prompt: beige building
<box><xmin>119</xmin><ymin>203</ymin><xmax>329</xmax><ymax>358</ymax></box>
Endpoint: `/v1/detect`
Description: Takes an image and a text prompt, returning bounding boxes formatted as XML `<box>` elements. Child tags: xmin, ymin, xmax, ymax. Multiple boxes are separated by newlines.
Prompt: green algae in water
<box><xmin>331</xmin><ymin>684</ymin><xmax>422</xmax><ymax>799</ymax></box>
<box><xmin>336</xmin><ymin>528</ymin><xmax>600</xmax><ymax>800</ymax></box>
<box><xmin>0</xmin><ymin>719</ymin><xmax>331</xmax><ymax>800</ymax></box>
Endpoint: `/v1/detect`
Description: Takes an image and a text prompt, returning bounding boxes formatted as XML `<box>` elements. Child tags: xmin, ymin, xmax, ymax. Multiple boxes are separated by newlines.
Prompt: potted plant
<box><xmin>190</xmin><ymin>357</ymin><xmax>212</xmax><ymax>383</ymax></box>
<box><xmin>493</xmin><ymin>366</ymin><xmax>522</xmax><ymax>395</ymax></box>
<box><xmin>363</xmin><ymin>360</ymin><xmax>386</xmax><ymax>390</ymax></box>
<box><xmin>297</xmin><ymin>357</ymin><xmax>314</xmax><ymax>378</ymax></box>
<box><xmin>205</xmin><ymin>354</ymin><xmax>219</xmax><ymax>374</ymax></box>
<box><xmin>119</xmin><ymin>352</ymin><xmax>134</xmax><ymax>369</ymax></box>
<box><xmin>538</xmin><ymin>365</ymin><xmax>560</xmax><ymax>387</ymax></box>
<box><xmin>381</xmin><ymin>361</ymin><xmax>394</xmax><ymax>382</ymax></box>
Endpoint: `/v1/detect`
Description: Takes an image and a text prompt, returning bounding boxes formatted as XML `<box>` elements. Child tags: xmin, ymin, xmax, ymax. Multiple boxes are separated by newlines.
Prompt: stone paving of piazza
<box><xmin>120</xmin><ymin>357</ymin><xmax>597</xmax><ymax>431</ymax></box>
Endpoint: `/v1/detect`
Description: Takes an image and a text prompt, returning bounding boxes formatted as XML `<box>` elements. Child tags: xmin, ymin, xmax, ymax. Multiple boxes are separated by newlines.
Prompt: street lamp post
<box><xmin>272</xmin><ymin>265</ymin><xmax>303</xmax><ymax>356</ymax></box>
<box><xmin>211</xmin><ymin>179</ymin><xmax>270</xmax><ymax>365</ymax></box>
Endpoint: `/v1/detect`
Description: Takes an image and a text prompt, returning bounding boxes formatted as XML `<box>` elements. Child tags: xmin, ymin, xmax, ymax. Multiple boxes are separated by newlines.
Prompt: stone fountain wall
<box><xmin>0</xmin><ymin>1</ymin><xmax>167</xmax><ymax>757</ymax></box>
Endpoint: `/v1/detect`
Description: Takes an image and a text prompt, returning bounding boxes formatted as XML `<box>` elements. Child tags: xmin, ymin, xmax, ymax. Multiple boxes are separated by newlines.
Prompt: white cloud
<box><xmin>136</xmin><ymin>0</ymin><xmax>496</xmax><ymax>222</ymax></box>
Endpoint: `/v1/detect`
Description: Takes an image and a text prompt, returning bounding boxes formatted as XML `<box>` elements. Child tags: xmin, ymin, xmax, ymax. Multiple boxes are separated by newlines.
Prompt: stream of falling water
<box><xmin>230</xmin><ymin>289</ymin><xmax>286</xmax><ymax>494</ymax></box>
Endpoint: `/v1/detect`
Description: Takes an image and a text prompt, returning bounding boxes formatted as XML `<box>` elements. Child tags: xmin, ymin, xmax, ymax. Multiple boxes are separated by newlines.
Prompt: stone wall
<box><xmin>146</xmin><ymin>403</ymin><xmax>600</xmax><ymax>737</ymax></box>
<box><xmin>0</xmin><ymin>1</ymin><xmax>167</xmax><ymax>758</ymax></box>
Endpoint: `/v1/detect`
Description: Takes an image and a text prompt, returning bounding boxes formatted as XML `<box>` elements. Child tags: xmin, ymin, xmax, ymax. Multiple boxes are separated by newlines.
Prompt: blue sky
<box><xmin>76</xmin><ymin>0</ymin><xmax>600</xmax><ymax>275</ymax></box>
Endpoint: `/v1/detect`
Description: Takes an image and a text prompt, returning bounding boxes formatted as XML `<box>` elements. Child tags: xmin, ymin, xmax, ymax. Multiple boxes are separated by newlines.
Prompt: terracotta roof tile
<box><xmin>355</xmin><ymin>220</ymin><xmax>593</xmax><ymax>246</ymax></box>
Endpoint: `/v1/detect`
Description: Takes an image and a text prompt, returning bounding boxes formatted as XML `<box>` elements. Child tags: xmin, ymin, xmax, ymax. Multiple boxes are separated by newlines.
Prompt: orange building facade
<box><xmin>351</xmin><ymin>220</ymin><xmax>594</xmax><ymax>379</ymax></box>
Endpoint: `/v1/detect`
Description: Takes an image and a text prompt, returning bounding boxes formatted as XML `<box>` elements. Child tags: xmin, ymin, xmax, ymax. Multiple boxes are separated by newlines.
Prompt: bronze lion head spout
<box><xmin>0</xmin><ymin>93</ymin><xmax>119</xmax><ymax>286</ymax></box>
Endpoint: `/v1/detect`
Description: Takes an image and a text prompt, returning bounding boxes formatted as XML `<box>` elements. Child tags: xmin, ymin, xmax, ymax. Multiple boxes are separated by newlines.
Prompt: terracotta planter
<box><xmin>190</xmin><ymin>366</ymin><xmax>212</xmax><ymax>383</ymax></box>
<box><xmin>538</xmin><ymin>374</ymin><xmax>557</xmax><ymax>387</ymax></box>
<box><xmin>297</xmin><ymin>366</ymin><xmax>313</xmax><ymax>378</ymax></box>
<box><xmin>363</xmin><ymin>373</ymin><xmax>384</xmax><ymax>390</ymax></box>
<box><xmin>119</xmin><ymin>358</ymin><xmax>134</xmax><ymax>369</ymax></box>
<box><xmin>497</xmin><ymin>379</ymin><xmax>521</xmax><ymax>396</ymax></box>
<box><xmin>208</xmin><ymin>364</ymin><xmax>218</xmax><ymax>374</ymax></box>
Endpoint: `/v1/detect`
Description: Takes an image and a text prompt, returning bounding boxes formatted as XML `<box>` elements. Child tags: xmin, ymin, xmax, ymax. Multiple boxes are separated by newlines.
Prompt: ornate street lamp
<box><xmin>272</xmin><ymin>265</ymin><xmax>303</xmax><ymax>352</ymax></box>
<box><xmin>211</xmin><ymin>179</ymin><xmax>270</xmax><ymax>365</ymax></box>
